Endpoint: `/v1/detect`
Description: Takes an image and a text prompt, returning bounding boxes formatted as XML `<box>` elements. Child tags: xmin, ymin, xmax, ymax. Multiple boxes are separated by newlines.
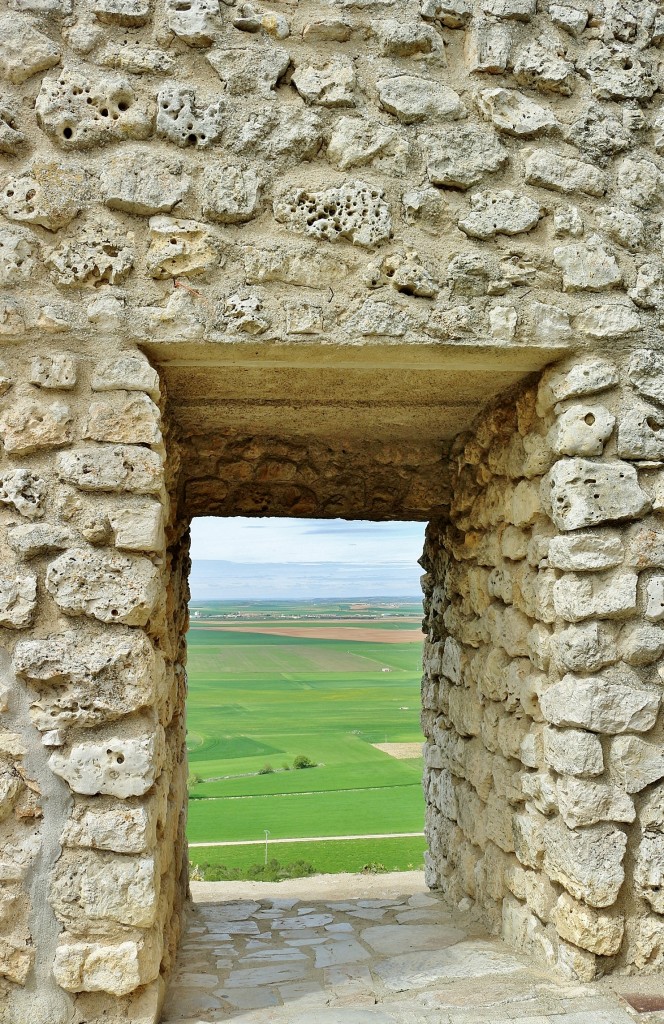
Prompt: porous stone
<box><xmin>93</xmin><ymin>0</ymin><xmax>151</xmax><ymax>26</ymax></box>
<box><xmin>274</xmin><ymin>181</ymin><xmax>392</xmax><ymax>249</ymax></box>
<box><xmin>525</xmin><ymin>152</ymin><xmax>606</xmax><ymax>196</ymax></box>
<box><xmin>513</xmin><ymin>40</ymin><xmax>576</xmax><ymax>94</ymax></box>
<box><xmin>544</xmin><ymin>459</ymin><xmax>650</xmax><ymax>531</ymax></box>
<box><xmin>540</xmin><ymin>669</ymin><xmax>659</xmax><ymax>733</ymax></box>
<box><xmin>628</xmin><ymin>350</ymin><xmax>664</xmax><ymax>406</ymax></box>
<box><xmin>554</xmin><ymin>621</ymin><xmax>616</xmax><ymax>673</ymax></box>
<box><xmin>537</xmin><ymin>359</ymin><xmax>619</xmax><ymax>410</ymax></box>
<box><xmin>327</xmin><ymin>118</ymin><xmax>403</xmax><ymax>172</ymax></box>
<box><xmin>617</xmin><ymin>405</ymin><xmax>664</xmax><ymax>461</ymax></box>
<box><xmin>548</xmin><ymin>405</ymin><xmax>615</xmax><ymax>457</ymax></box>
<box><xmin>575</xmin><ymin>304</ymin><xmax>641</xmax><ymax>339</ymax></box>
<box><xmin>53</xmin><ymin>935</ymin><xmax>160</xmax><ymax>996</ymax></box>
<box><xmin>13</xmin><ymin>630</ymin><xmax>159</xmax><ymax>730</ymax></box>
<box><xmin>146</xmin><ymin>216</ymin><xmax>221</xmax><ymax>278</ymax></box>
<box><xmin>543</xmin><ymin>726</ymin><xmax>604</xmax><ymax>778</ymax></box>
<box><xmin>553</xmin><ymin>236</ymin><xmax>623</xmax><ymax>292</ymax></box>
<box><xmin>156</xmin><ymin>85</ymin><xmax>224</xmax><ymax>148</ymax></box>
<box><xmin>91</xmin><ymin>355</ymin><xmax>160</xmax><ymax>400</ymax></box>
<box><xmin>30</xmin><ymin>354</ymin><xmax>77</xmax><ymax>390</ymax></box>
<box><xmin>36</xmin><ymin>70</ymin><xmax>153</xmax><ymax>149</ymax></box>
<box><xmin>425</xmin><ymin>126</ymin><xmax>508</xmax><ymax>189</ymax></box>
<box><xmin>83</xmin><ymin>393</ymin><xmax>161</xmax><ymax>446</ymax></box>
<box><xmin>166</xmin><ymin>0</ymin><xmax>220</xmax><ymax>45</ymax></box>
<box><xmin>49</xmin><ymin>730</ymin><xmax>164</xmax><ymax>797</ymax></box>
<box><xmin>547</xmin><ymin>532</ymin><xmax>623</xmax><ymax>571</ymax></box>
<box><xmin>0</xmin><ymin>223</ymin><xmax>37</xmax><ymax>288</ymax></box>
<box><xmin>46</xmin><ymin>548</ymin><xmax>160</xmax><ymax>625</ymax></box>
<box><xmin>609</xmin><ymin>735</ymin><xmax>664</xmax><ymax>794</ymax></box>
<box><xmin>0</xmin><ymin>469</ymin><xmax>46</xmax><ymax>519</ymax></box>
<box><xmin>8</xmin><ymin>523</ymin><xmax>74</xmax><ymax>558</ymax></box>
<box><xmin>0</xmin><ymin>163</ymin><xmax>86</xmax><ymax>231</ymax></box>
<box><xmin>556</xmin><ymin>776</ymin><xmax>635</xmax><ymax>829</ymax></box>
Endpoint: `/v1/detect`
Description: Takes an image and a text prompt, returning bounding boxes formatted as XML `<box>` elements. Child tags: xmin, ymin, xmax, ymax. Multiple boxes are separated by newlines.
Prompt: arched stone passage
<box><xmin>2</xmin><ymin>0</ymin><xmax>664</xmax><ymax>1016</ymax></box>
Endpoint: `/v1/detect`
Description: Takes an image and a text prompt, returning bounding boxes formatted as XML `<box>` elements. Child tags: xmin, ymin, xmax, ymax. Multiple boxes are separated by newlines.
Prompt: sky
<box><xmin>189</xmin><ymin>517</ymin><xmax>426</xmax><ymax>600</ymax></box>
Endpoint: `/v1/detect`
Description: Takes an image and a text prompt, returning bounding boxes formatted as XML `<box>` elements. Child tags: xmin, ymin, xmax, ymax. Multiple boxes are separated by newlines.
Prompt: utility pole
<box><xmin>264</xmin><ymin>829</ymin><xmax>270</xmax><ymax>865</ymax></box>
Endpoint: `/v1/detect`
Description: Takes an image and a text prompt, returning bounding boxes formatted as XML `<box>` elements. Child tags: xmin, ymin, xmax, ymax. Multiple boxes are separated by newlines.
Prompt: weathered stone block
<box><xmin>552</xmin><ymin>893</ymin><xmax>624</xmax><ymax>955</ymax></box>
<box><xmin>458</xmin><ymin>190</ymin><xmax>541</xmax><ymax>240</ymax></box>
<box><xmin>0</xmin><ymin>14</ymin><xmax>60</xmax><ymax>83</ymax></box>
<box><xmin>377</xmin><ymin>75</ymin><xmax>465</xmax><ymax>124</ymax></box>
<box><xmin>109</xmin><ymin>504</ymin><xmax>164</xmax><ymax>553</ymax></box>
<box><xmin>477</xmin><ymin>88</ymin><xmax>557</xmax><ymax>136</ymax></box>
<box><xmin>609</xmin><ymin>735</ymin><xmax>664</xmax><ymax>794</ymax></box>
<box><xmin>49</xmin><ymin>729</ymin><xmax>164</xmax><ymax>797</ymax></box>
<box><xmin>58</xmin><ymin>445</ymin><xmax>164</xmax><ymax>494</ymax></box>
<box><xmin>543</xmin><ymin>818</ymin><xmax>627</xmax><ymax>908</ymax></box>
<box><xmin>543</xmin><ymin>726</ymin><xmax>603</xmax><ymax>778</ymax></box>
<box><xmin>36</xmin><ymin>69</ymin><xmax>153</xmax><ymax>150</ymax></box>
<box><xmin>51</xmin><ymin>849</ymin><xmax>159</xmax><ymax>929</ymax></box>
<box><xmin>0</xmin><ymin>395</ymin><xmax>73</xmax><ymax>454</ymax></box>
<box><xmin>525</xmin><ymin>151</ymin><xmax>606</xmax><ymax>196</ymax></box>
<box><xmin>61</xmin><ymin>796</ymin><xmax>159</xmax><ymax>854</ymax></box>
<box><xmin>547</xmin><ymin>531</ymin><xmax>623</xmax><ymax>571</ymax></box>
<box><xmin>146</xmin><ymin>216</ymin><xmax>221</xmax><ymax>278</ymax></box>
<box><xmin>0</xmin><ymin>573</ymin><xmax>37</xmax><ymax>628</ymax></box>
<box><xmin>425</xmin><ymin>126</ymin><xmax>508</xmax><ymax>189</ymax></box>
<box><xmin>8</xmin><ymin>523</ymin><xmax>73</xmax><ymax>558</ymax></box>
<box><xmin>543</xmin><ymin>459</ymin><xmax>650</xmax><ymax>531</ymax></box>
<box><xmin>292</xmin><ymin>57</ymin><xmax>356</xmax><ymax>107</ymax></box>
<box><xmin>46</xmin><ymin>549</ymin><xmax>160</xmax><ymax>625</ymax></box>
<box><xmin>553</xmin><ymin>571</ymin><xmax>637</xmax><ymax>621</ymax></box>
<box><xmin>202</xmin><ymin>164</ymin><xmax>261</xmax><ymax>224</ymax></box>
<box><xmin>83</xmin><ymin>392</ymin><xmax>161</xmax><ymax>446</ymax></box>
<box><xmin>540</xmin><ymin>669</ymin><xmax>659</xmax><ymax>733</ymax></box>
<box><xmin>274</xmin><ymin>181</ymin><xmax>392</xmax><ymax>249</ymax></box>
<box><xmin>101</xmin><ymin>152</ymin><xmax>190</xmax><ymax>216</ymax></box>
<box><xmin>556</xmin><ymin>775</ymin><xmax>634</xmax><ymax>829</ymax></box>
<box><xmin>555</xmin><ymin>621</ymin><xmax>616</xmax><ymax>673</ymax></box>
<box><xmin>91</xmin><ymin>354</ymin><xmax>160</xmax><ymax>400</ymax></box>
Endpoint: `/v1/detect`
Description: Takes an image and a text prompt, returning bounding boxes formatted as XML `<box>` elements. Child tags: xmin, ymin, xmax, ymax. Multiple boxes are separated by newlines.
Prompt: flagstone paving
<box><xmin>160</xmin><ymin>873</ymin><xmax>658</xmax><ymax>1024</ymax></box>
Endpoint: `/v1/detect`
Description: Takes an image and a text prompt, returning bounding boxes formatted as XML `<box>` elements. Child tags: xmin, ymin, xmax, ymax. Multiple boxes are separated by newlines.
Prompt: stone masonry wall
<box><xmin>0</xmin><ymin>347</ymin><xmax>188</xmax><ymax>1024</ymax></box>
<box><xmin>422</xmin><ymin>351</ymin><xmax>664</xmax><ymax>981</ymax></box>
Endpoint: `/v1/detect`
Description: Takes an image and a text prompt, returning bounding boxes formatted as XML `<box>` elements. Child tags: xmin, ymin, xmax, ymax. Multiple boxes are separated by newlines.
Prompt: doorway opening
<box><xmin>184</xmin><ymin>516</ymin><xmax>427</xmax><ymax>885</ymax></box>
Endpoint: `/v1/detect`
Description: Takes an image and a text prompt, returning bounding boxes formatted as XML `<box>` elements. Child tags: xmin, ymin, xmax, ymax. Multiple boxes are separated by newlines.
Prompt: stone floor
<box><xmin>160</xmin><ymin>872</ymin><xmax>661</xmax><ymax>1024</ymax></box>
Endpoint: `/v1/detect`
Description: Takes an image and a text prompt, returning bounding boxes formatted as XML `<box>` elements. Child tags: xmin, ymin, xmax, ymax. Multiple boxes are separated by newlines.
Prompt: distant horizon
<box><xmin>189</xmin><ymin>519</ymin><xmax>426</xmax><ymax>601</ymax></box>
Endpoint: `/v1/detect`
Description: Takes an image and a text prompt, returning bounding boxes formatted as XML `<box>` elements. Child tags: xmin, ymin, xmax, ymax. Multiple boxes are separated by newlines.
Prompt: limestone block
<box><xmin>0</xmin><ymin>469</ymin><xmax>46</xmax><ymax>519</ymax></box>
<box><xmin>83</xmin><ymin>392</ymin><xmax>161</xmax><ymax>446</ymax></box>
<box><xmin>619</xmin><ymin>623</ymin><xmax>664</xmax><ymax>666</ymax></box>
<box><xmin>425</xmin><ymin>126</ymin><xmax>508</xmax><ymax>189</ymax></box>
<box><xmin>617</xmin><ymin>405</ymin><xmax>664</xmax><ymax>460</ymax></box>
<box><xmin>548</xmin><ymin>532</ymin><xmax>623</xmax><ymax>572</ymax></box>
<box><xmin>543</xmin><ymin>818</ymin><xmax>627</xmax><ymax>907</ymax></box>
<box><xmin>512</xmin><ymin>810</ymin><xmax>546</xmax><ymax>869</ymax></box>
<box><xmin>628</xmin><ymin>350</ymin><xmax>664</xmax><ymax>407</ymax></box>
<box><xmin>166</xmin><ymin>0</ymin><xmax>219</xmax><ymax>45</ymax></box>
<box><xmin>14</xmin><ymin>630</ymin><xmax>159</xmax><ymax>730</ymax></box>
<box><xmin>548</xmin><ymin>404</ymin><xmax>615</xmax><ymax>457</ymax></box>
<box><xmin>0</xmin><ymin>767</ymin><xmax>21</xmax><ymax>821</ymax></box>
<box><xmin>46</xmin><ymin>548</ymin><xmax>160</xmax><ymax>625</ymax></box>
<box><xmin>91</xmin><ymin>354</ymin><xmax>160</xmax><ymax>400</ymax></box>
<box><xmin>543</xmin><ymin>726</ymin><xmax>603</xmax><ymax>778</ymax></box>
<box><xmin>553</xmin><ymin>205</ymin><xmax>583</xmax><ymax>238</ymax></box>
<box><xmin>303</xmin><ymin>18</ymin><xmax>352</xmax><ymax>40</ymax></box>
<box><xmin>101</xmin><ymin>152</ymin><xmax>190</xmax><ymax>216</ymax></box>
<box><xmin>618</xmin><ymin>158</ymin><xmax>661</xmax><ymax>209</ymax></box>
<box><xmin>93</xmin><ymin>0</ymin><xmax>151</xmax><ymax>26</ymax></box>
<box><xmin>156</xmin><ymin>85</ymin><xmax>224</xmax><ymax>148</ymax></box>
<box><xmin>62</xmin><ymin>795</ymin><xmax>159</xmax><ymax>854</ymax></box>
<box><xmin>0</xmin><ymin>162</ymin><xmax>86</xmax><ymax>231</ymax></box>
<box><xmin>109</xmin><ymin>504</ymin><xmax>164</xmax><ymax>552</ymax></box>
<box><xmin>29</xmin><ymin>354</ymin><xmax>77</xmax><ymax>390</ymax></box>
<box><xmin>0</xmin><ymin>573</ymin><xmax>37</xmax><ymax>628</ymax></box>
<box><xmin>630</xmin><ymin>261</ymin><xmax>664</xmax><ymax>310</ymax></box>
<box><xmin>292</xmin><ymin>58</ymin><xmax>356</xmax><ymax>107</ymax></box>
<box><xmin>51</xmin><ymin>849</ymin><xmax>159</xmax><ymax>929</ymax></box>
<box><xmin>555</xmin><ymin>621</ymin><xmax>616</xmax><ymax>673</ymax></box>
<box><xmin>46</xmin><ymin>228</ymin><xmax>134</xmax><ymax>287</ymax></box>
<box><xmin>537</xmin><ymin>358</ymin><xmax>619</xmax><ymax>411</ymax></box>
<box><xmin>0</xmin><ymin>395</ymin><xmax>72</xmax><ymax>454</ymax></box>
<box><xmin>553</xmin><ymin>571</ymin><xmax>637</xmax><ymax>622</ymax></box>
<box><xmin>553</xmin><ymin>236</ymin><xmax>622</xmax><ymax>292</ymax></box>
<box><xmin>49</xmin><ymin>729</ymin><xmax>164</xmax><ymax>797</ymax></box>
<box><xmin>36</xmin><ymin>69</ymin><xmax>153</xmax><ymax>149</ymax></box>
<box><xmin>544</xmin><ymin>459</ymin><xmax>650</xmax><ymax>531</ymax></box>
<box><xmin>556</xmin><ymin>776</ymin><xmax>634</xmax><ymax>829</ymax></box>
<box><xmin>208</xmin><ymin>44</ymin><xmax>289</xmax><ymax>97</ymax></box>
<box><xmin>624</xmin><ymin>523</ymin><xmax>664</xmax><ymax>572</ymax></box>
<box><xmin>528</xmin><ymin>301</ymin><xmax>573</xmax><ymax>346</ymax></box>
<box><xmin>374</xmin><ymin>18</ymin><xmax>438</xmax><ymax>56</ymax></box>
<box><xmin>609</xmin><ymin>735</ymin><xmax>664</xmax><ymax>794</ymax></box>
<box><xmin>575</xmin><ymin>304</ymin><xmax>641</xmax><ymax>339</ymax></box>
<box><xmin>540</xmin><ymin>669</ymin><xmax>659</xmax><ymax>733</ymax></box>
<box><xmin>202</xmin><ymin>165</ymin><xmax>260</xmax><ymax>224</ymax></box>
<box><xmin>596</xmin><ymin>208</ymin><xmax>645</xmax><ymax>251</ymax></box>
<box><xmin>99</xmin><ymin>42</ymin><xmax>173</xmax><ymax>73</ymax></box>
<box><xmin>476</xmin><ymin>88</ymin><xmax>556</xmax><ymax>136</ymax></box>
<box><xmin>464</xmin><ymin>20</ymin><xmax>513</xmax><ymax>73</ymax></box>
<box><xmin>645</xmin><ymin>576</ymin><xmax>664</xmax><ymax>622</ymax></box>
<box><xmin>524</xmin><ymin>152</ymin><xmax>606</xmax><ymax>196</ymax></box>
<box><xmin>635</xmin><ymin>835</ymin><xmax>664</xmax><ymax>913</ymax></box>
<box><xmin>0</xmin><ymin>99</ymin><xmax>25</xmax><ymax>155</ymax></box>
<box><xmin>377</xmin><ymin>75</ymin><xmax>465</xmax><ymax>124</ymax></box>
<box><xmin>53</xmin><ymin>934</ymin><xmax>160</xmax><ymax>996</ymax></box>
<box><xmin>327</xmin><ymin>118</ymin><xmax>404</xmax><ymax>172</ymax></box>
<box><xmin>0</xmin><ymin>14</ymin><xmax>60</xmax><ymax>83</ymax></box>
<box><xmin>521</xmin><ymin>769</ymin><xmax>558</xmax><ymax>815</ymax></box>
<box><xmin>0</xmin><ymin>223</ymin><xmax>37</xmax><ymax>287</ymax></box>
<box><xmin>579</xmin><ymin>47</ymin><xmax>658</xmax><ymax>101</ymax></box>
<box><xmin>58</xmin><ymin>445</ymin><xmax>163</xmax><ymax>494</ymax></box>
<box><xmin>274</xmin><ymin>181</ymin><xmax>392</xmax><ymax>249</ymax></box>
<box><xmin>552</xmin><ymin>893</ymin><xmax>624</xmax><ymax>955</ymax></box>
<box><xmin>550</xmin><ymin>3</ymin><xmax>587</xmax><ymax>33</ymax></box>
<box><xmin>8</xmin><ymin>523</ymin><xmax>74</xmax><ymax>558</ymax></box>
<box><xmin>458</xmin><ymin>190</ymin><xmax>541</xmax><ymax>240</ymax></box>
<box><xmin>514</xmin><ymin>41</ymin><xmax>576</xmax><ymax>93</ymax></box>
<box><xmin>146</xmin><ymin>215</ymin><xmax>220</xmax><ymax>278</ymax></box>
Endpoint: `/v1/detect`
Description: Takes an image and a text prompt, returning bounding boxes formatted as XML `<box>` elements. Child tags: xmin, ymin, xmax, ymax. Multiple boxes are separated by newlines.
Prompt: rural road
<box><xmin>189</xmin><ymin>831</ymin><xmax>425</xmax><ymax>848</ymax></box>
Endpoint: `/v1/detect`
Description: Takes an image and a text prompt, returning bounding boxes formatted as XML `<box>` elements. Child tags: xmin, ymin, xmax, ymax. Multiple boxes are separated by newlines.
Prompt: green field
<box><xmin>185</xmin><ymin>601</ymin><xmax>425</xmax><ymax>875</ymax></box>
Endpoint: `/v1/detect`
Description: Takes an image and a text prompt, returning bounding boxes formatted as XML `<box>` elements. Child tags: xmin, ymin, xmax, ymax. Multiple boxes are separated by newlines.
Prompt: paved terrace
<box><xmin>161</xmin><ymin>873</ymin><xmax>661</xmax><ymax>1024</ymax></box>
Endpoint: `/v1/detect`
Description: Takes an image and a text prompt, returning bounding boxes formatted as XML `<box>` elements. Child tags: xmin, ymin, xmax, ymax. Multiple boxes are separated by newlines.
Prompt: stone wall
<box><xmin>422</xmin><ymin>351</ymin><xmax>664</xmax><ymax>980</ymax></box>
<box><xmin>2</xmin><ymin>0</ymin><xmax>664</xmax><ymax>1016</ymax></box>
